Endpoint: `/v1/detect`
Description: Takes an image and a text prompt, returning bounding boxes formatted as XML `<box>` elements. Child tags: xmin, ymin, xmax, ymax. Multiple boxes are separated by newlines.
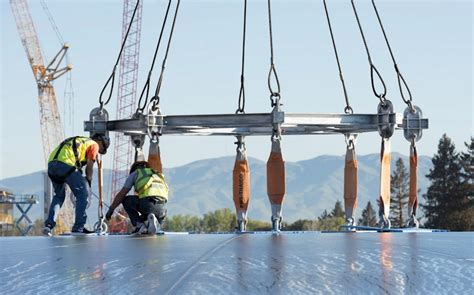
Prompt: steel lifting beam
<box><xmin>84</xmin><ymin>110</ymin><xmax>428</xmax><ymax>137</ymax></box>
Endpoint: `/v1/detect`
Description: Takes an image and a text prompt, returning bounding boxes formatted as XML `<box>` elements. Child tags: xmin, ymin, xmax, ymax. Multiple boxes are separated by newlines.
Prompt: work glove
<box><xmin>105</xmin><ymin>208</ymin><xmax>114</xmax><ymax>221</ymax></box>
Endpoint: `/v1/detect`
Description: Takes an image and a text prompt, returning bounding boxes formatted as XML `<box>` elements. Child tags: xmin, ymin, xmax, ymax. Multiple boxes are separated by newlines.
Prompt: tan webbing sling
<box><xmin>379</xmin><ymin>138</ymin><xmax>391</xmax><ymax>226</ymax></box>
<box><xmin>344</xmin><ymin>141</ymin><xmax>358</xmax><ymax>223</ymax></box>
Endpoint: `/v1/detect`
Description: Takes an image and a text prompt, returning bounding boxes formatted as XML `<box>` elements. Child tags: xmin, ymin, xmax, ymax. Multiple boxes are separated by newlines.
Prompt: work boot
<box><xmin>71</xmin><ymin>228</ymin><xmax>95</xmax><ymax>236</ymax></box>
<box><xmin>147</xmin><ymin>213</ymin><xmax>159</xmax><ymax>234</ymax></box>
<box><xmin>130</xmin><ymin>222</ymin><xmax>147</xmax><ymax>235</ymax></box>
<box><xmin>42</xmin><ymin>226</ymin><xmax>52</xmax><ymax>237</ymax></box>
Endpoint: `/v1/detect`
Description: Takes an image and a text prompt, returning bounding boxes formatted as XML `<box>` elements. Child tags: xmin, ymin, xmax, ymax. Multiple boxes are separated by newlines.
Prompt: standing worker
<box><xmin>43</xmin><ymin>134</ymin><xmax>110</xmax><ymax>236</ymax></box>
<box><xmin>106</xmin><ymin>161</ymin><xmax>169</xmax><ymax>234</ymax></box>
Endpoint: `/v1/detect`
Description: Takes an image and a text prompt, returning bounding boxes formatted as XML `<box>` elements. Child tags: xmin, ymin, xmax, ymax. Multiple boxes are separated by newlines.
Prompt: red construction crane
<box><xmin>108</xmin><ymin>0</ymin><xmax>143</xmax><ymax>233</ymax></box>
<box><xmin>10</xmin><ymin>0</ymin><xmax>73</xmax><ymax>233</ymax></box>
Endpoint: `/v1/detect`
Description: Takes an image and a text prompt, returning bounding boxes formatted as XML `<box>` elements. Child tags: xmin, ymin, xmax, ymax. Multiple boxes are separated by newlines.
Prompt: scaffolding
<box><xmin>0</xmin><ymin>191</ymin><xmax>39</xmax><ymax>236</ymax></box>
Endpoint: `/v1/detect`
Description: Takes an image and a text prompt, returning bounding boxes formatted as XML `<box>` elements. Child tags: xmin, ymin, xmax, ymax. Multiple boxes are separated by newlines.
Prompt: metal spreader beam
<box><xmin>84</xmin><ymin>107</ymin><xmax>428</xmax><ymax>138</ymax></box>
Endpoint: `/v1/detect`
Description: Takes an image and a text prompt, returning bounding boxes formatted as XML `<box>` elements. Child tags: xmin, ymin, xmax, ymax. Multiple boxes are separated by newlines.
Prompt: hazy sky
<box><xmin>1</xmin><ymin>0</ymin><xmax>472</xmax><ymax>179</ymax></box>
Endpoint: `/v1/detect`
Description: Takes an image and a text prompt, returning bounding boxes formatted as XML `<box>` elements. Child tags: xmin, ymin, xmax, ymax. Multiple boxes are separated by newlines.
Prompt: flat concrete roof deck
<box><xmin>1</xmin><ymin>232</ymin><xmax>473</xmax><ymax>294</ymax></box>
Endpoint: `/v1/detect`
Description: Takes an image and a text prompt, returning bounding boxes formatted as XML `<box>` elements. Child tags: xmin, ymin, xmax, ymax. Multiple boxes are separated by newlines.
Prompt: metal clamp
<box><xmin>345</xmin><ymin>134</ymin><xmax>358</xmax><ymax>149</ymax></box>
<box><xmin>377</xmin><ymin>100</ymin><xmax>395</xmax><ymax>139</ymax></box>
<box><xmin>403</xmin><ymin>105</ymin><xmax>423</xmax><ymax>143</ymax></box>
<box><xmin>271</xmin><ymin>105</ymin><xmax>284</xmax><ymax>141</ymax></box>
<box><xmin>147</xmin><ymin>105</ymin><xmax>164</xmax><ymax>139</ymax></box>
<box><xmin>235</xmin><ymin>135</ymin><xmax>246</xmax><ymax>153</ymax></box>
<box><xmin>131</xmin><ymin>134</ymin><xmax>146</xmax><ymax>162</ymax></box>
<box><xmin>88</xmin><ymin>107</ymin><xmax>109</xmax><ymax>140</ymax></box>
<box><xmin>272</xmin><ymin>216</ymin><xmax>282</xmax><ymax>232</ymax></box>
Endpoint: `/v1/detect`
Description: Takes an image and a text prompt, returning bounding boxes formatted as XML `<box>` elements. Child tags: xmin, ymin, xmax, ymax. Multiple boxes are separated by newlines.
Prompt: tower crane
<box><xmin>10</xmin><ymin>0</ymin><xmax>73</xmax><ymax>232</ymax></box>
<box><xmin>108</xmin><ymin>0</ymin><xmax>143</xmax><ymax>233</ymax></box>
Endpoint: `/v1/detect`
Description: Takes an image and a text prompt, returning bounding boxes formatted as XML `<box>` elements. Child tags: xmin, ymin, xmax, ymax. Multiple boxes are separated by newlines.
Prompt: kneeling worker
<box><xmin>44</xmin><ymin>133</ymin><xmax>110</xmax><ymax>235</ymax></box>
<box><xmin>106</xmin><ymin>161</ymin><xmax>169</xmax><ymax>234</ymax></box>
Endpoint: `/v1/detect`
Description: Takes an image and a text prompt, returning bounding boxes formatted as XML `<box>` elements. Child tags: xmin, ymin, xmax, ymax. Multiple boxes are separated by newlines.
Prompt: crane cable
<box><xmin>149</xmin><ymin>0</ymin><xmax>181</xmax><ymax>111</ymax></box>
<box><xmin>323</xmin><ymin>0</ymin><xmax>352</xmax><ymax>114</ymax></box>
<box><xmin>98</xmin><ymin>0</ymin><xmax>141</xmax><ymax>110</ymax></box>
<box><xmin>267</xmin><ymin>0</ymin><xmax>281</xmax><ymax>108</ymax></box>
<box><xmin>350</xmin><ymin>0</ymin><xmax>387</xmax><ymax>104</ymax></box>
<box><xmin>371</xmin><ymin>0</ymin><xmax>414</xmax><ymax>111</ymax></box>
<box><xmin>40</xmin><ymin>0</ymin><xmax>64</xmax><ymax>45</ymax></box>
<box><xmin>371</xmin><ymin>0</ymin><xmax>419</xmax><ymax>226</ymax></box>
<box><xmin>236</xmin><ymin>0</ymin><xmax>247</xmax><ymax>114</ymax></box>
<box><xmin>136</xmin><ymin>0</ymin><xmax>173</xmax><ymax>114</ymax></box>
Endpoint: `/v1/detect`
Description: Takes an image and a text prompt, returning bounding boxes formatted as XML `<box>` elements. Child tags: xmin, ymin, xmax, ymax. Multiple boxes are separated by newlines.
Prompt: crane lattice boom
<box><xmin>109</xmin><ymin>0</ymin><xmax>143</xmax><ymax>233</ymax></box>
<box><xmin>10</xmin><ymin>0</ymin><xmax>73</xmax><ymax>232</ymax></box>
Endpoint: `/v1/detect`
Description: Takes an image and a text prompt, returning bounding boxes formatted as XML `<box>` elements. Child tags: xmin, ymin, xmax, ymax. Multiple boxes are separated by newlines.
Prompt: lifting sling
<box><xmin>94</xmin><ymin>155</ymin><xmax>107</xmax><ymax>234</ymax></box>
<box><xmin>233</xmin><ymin>136</ymin><xmax>250</xmax><ymax>231</ymax></box>
<box><xmin>408</xmin><ymin>141</ymin><xmax>419</xmax><ymax>227</ymax></box>
<box><xmin>343</xmin><ymin>139</ymin><xmax>358</xmax><ymax>224</ymax></box>
<box><xmin>267</xmin><ymin>138</ymin><xmax>285</xmax><ymax>230</ymax></box>
<box><xmin>378</xmin><ymin>138</ymin><xmax>391</xmax><ymax>227</ymax></box>
<box><xmin>148</xmin><ymin>139</ymin><xmax>163</xmax><ymax>174</ymax></box>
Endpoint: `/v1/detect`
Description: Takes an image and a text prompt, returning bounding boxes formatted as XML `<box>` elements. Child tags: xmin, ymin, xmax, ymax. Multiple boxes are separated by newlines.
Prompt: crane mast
<box><xmin>10</xmin><ymin>0</ymin><xmax>73</xmax><ymax>232</ymax></box>
<box><xmin>108</xmin><ymin>0</ymin><xmax>143</xmax><ymax>233</ymax></box>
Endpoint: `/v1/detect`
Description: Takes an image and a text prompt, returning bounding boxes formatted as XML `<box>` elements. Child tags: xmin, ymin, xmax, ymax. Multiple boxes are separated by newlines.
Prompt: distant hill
<box><xmin>0</xmin><ymin>153</ymin><xmax>432</xmax><ymax>225</ymax></box>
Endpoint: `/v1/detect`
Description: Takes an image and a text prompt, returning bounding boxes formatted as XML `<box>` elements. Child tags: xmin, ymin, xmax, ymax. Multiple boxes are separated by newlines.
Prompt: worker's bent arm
<box><xmin>109</xmin><ymin>188</ymin><xmax>129</xmax><ymax>212</ymax></box>
<box><xmin>85</xmin><ymin>159</ymin><xmax>94</xmax><ymax>183</ymax></box>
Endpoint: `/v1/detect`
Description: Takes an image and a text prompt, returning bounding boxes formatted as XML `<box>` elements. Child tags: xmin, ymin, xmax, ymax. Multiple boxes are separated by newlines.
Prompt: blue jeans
<box><xmin>45</xmin><ymin>161</ymin><xmax>90</xmax><ymax>231</ymax></box>
<box><xmin>122</xmin><ymin>195</ymin><xmax>167</xmax><ymax>227</ymax></box>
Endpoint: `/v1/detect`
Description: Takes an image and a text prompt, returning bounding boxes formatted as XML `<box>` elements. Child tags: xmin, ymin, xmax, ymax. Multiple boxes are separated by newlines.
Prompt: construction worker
<box><xmin>43</xmin><ymin>134</ymin><xmax>110</xmax><ymax>236</ymax></box>
<box><xmin>106</xmin><ymin>161</ymin><xmax>169</xmax><ymax>234</ymax></box>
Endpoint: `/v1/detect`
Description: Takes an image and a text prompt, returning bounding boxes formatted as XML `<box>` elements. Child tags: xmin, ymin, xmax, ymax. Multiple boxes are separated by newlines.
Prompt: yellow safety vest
<box><xmin>134</xmin><ymin>168</ymin><xmax>169</xmax><ymax>201</ymax></box>
<box><xmin>48</xmin><ymin>136</ymin><xmax>96</xmax><ymax>168</ymax></box>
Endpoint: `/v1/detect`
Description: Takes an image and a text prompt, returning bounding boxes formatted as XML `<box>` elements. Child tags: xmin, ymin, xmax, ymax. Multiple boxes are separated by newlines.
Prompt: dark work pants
<box><xmin>122</xmin><ymin>195</ymin><xmax>167</xmax><ymax>227</ymax></box>
<box><xmin>46</xmin><ymin>161</ymin><xmax>90</xmax><ymax>231</ymax></box>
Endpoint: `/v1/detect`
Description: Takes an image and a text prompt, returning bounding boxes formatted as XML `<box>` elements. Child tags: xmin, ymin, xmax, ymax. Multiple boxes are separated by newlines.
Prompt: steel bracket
<box><xmin>403</xmin><ymin>105</ymin><xmax>424</xmax><ymax>142</ymax></box>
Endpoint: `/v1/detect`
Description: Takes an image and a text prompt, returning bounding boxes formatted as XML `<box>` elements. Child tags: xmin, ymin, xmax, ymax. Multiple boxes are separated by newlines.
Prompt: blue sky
<box><xmin>1</xmin><ymin>0</ymin><xmax>472</xmax><ymax>179</ymax></box>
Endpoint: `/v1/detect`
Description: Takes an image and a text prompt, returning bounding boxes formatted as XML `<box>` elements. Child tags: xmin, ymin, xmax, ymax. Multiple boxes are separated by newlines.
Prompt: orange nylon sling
<box><xmin>379</xmin><ymin>138</ymin><xmax>391</xmax><ymax>225</ymax></box>
<box><xmin>408</xmin><ymin>142</ymin><xmax>418</xmax><ymax>219</ymax></box>
<box><xmin>233</xmin><ymin>158</ymin><xmax>250</xmax><ymax>212</ymax></box>
<box><xmin>148</xmin><ymin>140</ymin><xmax>163</xmax><ymax>174</ymax></box>
<box><xmin>233</xmin><ymin>137</ymin><xmax>250</xmax><ymax>228</ymax></box>
<box><xmin>343</xmin><ymin>143</ymin><xmax>358</xmax><ymax>222</ymax></box>
<box><xmin>267</xmin><ymin>140</ymin><xmax>285</xmax><ymax>206</ymax></box>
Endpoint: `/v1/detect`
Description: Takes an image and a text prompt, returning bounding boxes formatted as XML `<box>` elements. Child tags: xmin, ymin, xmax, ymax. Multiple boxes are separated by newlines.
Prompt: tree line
<box><xmin>2</xmin><ymin>134</ymin><xmax>471</xmax><ymax>235</ymax></box>
<box><xmin>164</xmin><ymin>134</ymin><xmax>473</xmax><ymax>232</ymax></box>
<box><xmin>353</xmin><ymin>134</ymin><xmax>472</xmax><ymax>231</ymax></box>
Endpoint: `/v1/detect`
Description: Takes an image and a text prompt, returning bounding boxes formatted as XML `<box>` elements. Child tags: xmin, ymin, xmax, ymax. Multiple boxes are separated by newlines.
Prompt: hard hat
<box><xmin>92</xmin><ymin>133</ymin><xmax>110</xmax><ymax>154</ymax></box>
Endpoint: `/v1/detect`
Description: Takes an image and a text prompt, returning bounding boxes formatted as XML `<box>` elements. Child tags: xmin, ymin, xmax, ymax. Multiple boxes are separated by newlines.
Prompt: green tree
<box><xmin>318</xmin><ymin>209</ymin><xmax>329</xmax><ymax>221</ymax></box>
<box><xmin>423</xmin><ymin>134</ymin><xmax>467</xmax><ymax>230</ymax></box>
<box><xmin>460</xmin><ymin>137</ymin><xmax>473</xmax><ymax>199</ymax></box>
<box><xmin>358</xmin><ymin>201</ymin><xmax>377</xmax><ymax>227</ymax></box>
<box><xmin>202</xmin><ymin>208</ymin><xmax>236</xmax><ymax>232</ymax></box>
<box><xmin>330</xmin><ymin>200</ymin><xmax>345</xmax><ymax>218</ymax></box>
<box><xmin>459</xmin><ymin>137</ymin><xmax>474</xmax><ymax>229</ymax></box>
<box><xmin>390</xmin><ymin>158</ymin><xmax>409</xmax><ymax>227</ymax></box>
<box><xmin>285</xmin><ymin>219</ymin><xmax>315</xmax><ymax>231</ymax></box>
<box><xmin>246</xmin><ymin>220</ymin><xmax>272</xmax><ymax>231</ymax></box>
<box><xmin>163</xmin><ymin>214</ymin><xmax>202</xmax><ymax>232</ymax></box>
<box><xmin>317</xmin><ymin>217</ymin><xmax>346</xmax><ymax>231</ymax></box>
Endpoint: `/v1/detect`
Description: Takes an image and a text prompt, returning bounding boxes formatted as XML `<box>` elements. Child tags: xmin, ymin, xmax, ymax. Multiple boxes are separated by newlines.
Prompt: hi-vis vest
<box><xmin>134</xmin><ymin>168</ymin><xmax>169</xmax><ymax>200</ymax></box>
<box><xmin>48</xmin><ymin>136</ymin><xmax>96</xmax><ymax>168</ymax></box>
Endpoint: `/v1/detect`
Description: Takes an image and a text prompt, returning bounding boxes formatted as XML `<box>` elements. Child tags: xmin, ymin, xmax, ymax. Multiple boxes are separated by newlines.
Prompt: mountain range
<box><xmin>0</xmin><ymin>153</ymin><xmax>432</xmax><ymax>224</ymax></box>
